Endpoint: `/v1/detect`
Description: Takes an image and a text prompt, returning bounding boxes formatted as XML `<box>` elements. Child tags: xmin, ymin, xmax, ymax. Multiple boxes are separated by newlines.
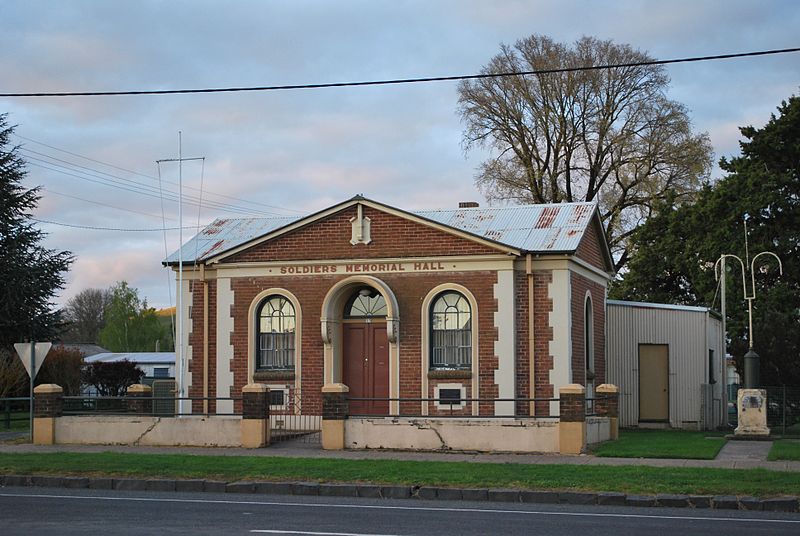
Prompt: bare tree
<box><xmin>458</xmin><ymin>35</ymin><xmax>713</xmax><ymax>270</ymax></box>
<box><xmin>62</xmin><ymin>288</ymin><xmax>110</xmax><ymax>343</ymax></box>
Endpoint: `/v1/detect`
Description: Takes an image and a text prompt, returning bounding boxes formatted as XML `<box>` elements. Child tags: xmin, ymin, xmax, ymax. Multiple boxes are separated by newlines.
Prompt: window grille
<box><xmin>256</xmin><ymin>296</ymin><xmax>296</xmax><ymax>371</ymax></box>
<box><xmin>430</xmin><ymin>291</ymin><xmax>472</xmax><ymax>369</ymax></box>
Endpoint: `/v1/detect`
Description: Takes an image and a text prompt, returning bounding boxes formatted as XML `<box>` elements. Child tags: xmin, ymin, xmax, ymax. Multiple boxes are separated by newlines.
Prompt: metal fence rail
<box><xmin>1</xmin><ymin>397</ymin><xmax>31</xmax><ymax>431</ymax></box>
<box><xmin>764</xmin><ymin>385</ymin><xmax>800</xmax><ymax>437</ymax></box>
<box><xmin>62</xmin><ymin>396</ymin><xmax>243</xmax><ymax>417</ymax></box>
<box><xmin>347</xmin><ymin>397</ymin><xmax>561</xmax><ymax>418</ymax></box>
<box><xmin>585</xmin><ymin>395</ymin><xmax>612</xmax><ymax>417</ymax></box>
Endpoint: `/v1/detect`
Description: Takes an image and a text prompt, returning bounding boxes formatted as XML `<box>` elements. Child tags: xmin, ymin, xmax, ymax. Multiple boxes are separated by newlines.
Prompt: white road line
<box><xmin>0</xmin><ymin>492</ymin><xmax>798</xmax><ymax>525</ymax></box>
<box><xmin>250</xmin><ymin>531</ymin><xmax>400</xmax><ymax>536</ymax></box>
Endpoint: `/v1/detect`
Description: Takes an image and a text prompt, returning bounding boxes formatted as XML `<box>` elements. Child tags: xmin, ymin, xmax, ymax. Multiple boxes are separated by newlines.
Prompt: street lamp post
<box><xmin>714</xmin><ymin>251</ymin><xmax>782</xmax><ymax>388</ymax></box>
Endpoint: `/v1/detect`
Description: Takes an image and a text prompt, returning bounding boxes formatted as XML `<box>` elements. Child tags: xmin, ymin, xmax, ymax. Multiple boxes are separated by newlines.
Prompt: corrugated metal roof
<box><xmin>607</xmin><ymin>300</ymin><xmax>712</xmax><ymax>314</ymax></box>
<box><xmin>84</xmin><ymin>352</ymin><xmax>175</xmax><ymax>365</ymax></box>
<box><xmin>417</xmin><ymin>202</ymin><xmax>596</xmax><ymax>254</ymax></box>
<box><xmin>164</xmin><ymin>216</ymin><xmax>300</xmax><ymax>264</ymax></box>
<box><xmin>165</xmin><ymin>200</ymin><xmax>598</xmax><ymax>264</ymax></box>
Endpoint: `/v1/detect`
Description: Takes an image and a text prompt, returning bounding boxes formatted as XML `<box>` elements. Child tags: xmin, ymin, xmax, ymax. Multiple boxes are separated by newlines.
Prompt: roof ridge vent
<box><xmin>458</xmin><ymin>201</ymin><xmax>479</xmax><ymax>208</ymax></box>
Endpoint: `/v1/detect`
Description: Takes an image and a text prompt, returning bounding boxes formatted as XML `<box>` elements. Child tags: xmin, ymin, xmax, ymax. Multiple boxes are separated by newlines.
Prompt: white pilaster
<box><xmin>548</xmin><ymin>269</ymin><xmax>571</xmax><ymax>415</ymax></box>
<box><xmin>493</xmin><ymin>269</ymin><xmax>515</xmax><ymax>415</ymax></box>
<box><xmin>216</xmin><ymin>277</ymin><xmax>235</xmax><ymax>414</ymax></box>
<box><xmin>180</xmin><ymin>278</ymin><xmax>193</xmax><ymax>414</ymax></box>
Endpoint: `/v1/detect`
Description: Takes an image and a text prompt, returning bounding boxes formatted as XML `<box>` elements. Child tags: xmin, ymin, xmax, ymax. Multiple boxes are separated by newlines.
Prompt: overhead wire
<box><xmin>31</xmin><ymin>217</ymin><xmax>202</xmax><ymax>231</ymax></box>
<box><xmin>13</xmin><ymin>133</ymin><xmax>302</xmax><ymax>214</ymax></box>
<box><xmin>21</xmin><ymin>147</ymin><xmax>272</xmax><ymax>216</ymax></box>
<box><xmin>41</xmin><ymin>187</ymin><xmax>178</xmax><ymax>221</ymax></box>
<box><xmin>194</xmin><ymin>158</ymin><xmax>206</xmax><ymax>262</ymax></box>
<box><xmin>157</xmin><ymin>161</ymin><xmax>177</xmax><ymax>344</ymax></box>
<box><xmin>24</xmin><ymin>157</ymin><xmax>271</xmax><ymax>217</ymax></box>
<box><xmin>1</xmin><ymin>47</ymin><xmax>798</xmax><ymax>98</ymax></box>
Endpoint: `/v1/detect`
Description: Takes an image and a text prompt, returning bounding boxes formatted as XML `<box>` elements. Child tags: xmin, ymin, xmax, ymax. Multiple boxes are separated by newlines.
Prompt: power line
<box><xmin>42</xmin><ymin>187</ymin><xmax>178</xmax><ymax>221</ymax></box>
<box><xmin>25</xmin><ymin>158</ymin><xmax>272</xmax><ymax>217</ymax></box>
<box><xmin>13</xmin><ymin>133</ymin><xmax>303</xmax><ymax>214</ymax></box>
<box><xmin>1</xmin><ymin>47</ymin><xmax>798</xmax><ymax>98</ymax></box>
<box><xmin>21</xmin><ymin>147</ymin><xmax>274</xmax><ymax>216</ymax></box>
<box><xmin>31</xmin><ymin>217</ymin><xmax>203</xmax><ymax>232</ymax></box>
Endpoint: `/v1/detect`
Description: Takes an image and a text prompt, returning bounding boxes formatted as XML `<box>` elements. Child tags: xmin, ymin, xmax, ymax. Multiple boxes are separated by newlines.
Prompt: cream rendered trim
<box><xmin>548</xmin><ymin>269</ymin><xmax>571</xmax><ymax>416</ymax></box>
<box><xmin>180</xmin><ymin>278</ymin><xmax>193</xmax><ymax>415</ymax></box>
<box><xmin>433</xmin><ymin>383</ymin><xmax>467</xmax><ymax>410</ymax></box>
<box><xmin>206</xmin><ymin>199</ymin><xmax>520</xmax><ymax>264</ymax></box>
<box><xmin>584</xmin><ymin>291</ymin><xmax>595</xmax><ymax>398</ymax></box>
<box><xmin>570</xmin><ymin>256</ymin><xmax>615</xmax><ymax>281</ymax></box>
<box><xmin>265</xmin><ymin>384</ymin><xmax>290</xmax><ymax>411</ymax></box>
<box><xmin>493</xmin><ymin>270</ymin><xmax>516</xmax><ymax>416</ymax></box>
<box><xmin>320</xmin><ymin>275</ymin><xmax>401</xmax><ymax>415</ymax></box>
<box><xmin>421</xmin><ymin>283</ymin><xmax>480</xmax><ymax>416</ymax></box>
<box><xmin>515</xmin><ymin>257</ymin><xmax>611</xmax><ymax>284</ymax></box>
<box><xmin>215</xmin><ymin>278</ymin><xmax>235</xmax><ymax>414</ymax></box>
<box><xmin>210</xmin><ymin>256</ymin><xmax>516</xmax><ymax>279</ymax></box>
<box><xmin>246</xmin><ymin>288</ymin><xmax>302</xmax><ymax>403</ymax></box>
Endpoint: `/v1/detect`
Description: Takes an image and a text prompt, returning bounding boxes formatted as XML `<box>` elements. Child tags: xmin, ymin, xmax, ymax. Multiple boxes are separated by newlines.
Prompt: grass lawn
<box><xmin>768</xmin><ymin>440</ymin><xmax>800</xmax><ymax>461</ymax></box>
<box><xmin>0</xmin><ymin>452</ymin><xmax>798</xmax><ymax>497</ymax></box>
<box><xmin>591</xmin><ymin>429</ymin><xmax>727</xmax><ymax>459</ymax></box>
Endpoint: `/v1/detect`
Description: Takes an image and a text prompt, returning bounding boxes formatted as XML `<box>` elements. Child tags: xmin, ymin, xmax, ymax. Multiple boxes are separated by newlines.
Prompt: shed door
<box><xmin>639</xmin><ymin>344</ymin><xmax>669</xmax><ymax>421</ymax></box>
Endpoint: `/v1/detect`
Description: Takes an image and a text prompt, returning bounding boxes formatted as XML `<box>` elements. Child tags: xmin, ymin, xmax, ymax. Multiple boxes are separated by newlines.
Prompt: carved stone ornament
<box><xmin>350</xmin><ymin>203</ymin><xmax>372</xmax><ymax>245</ymax></box>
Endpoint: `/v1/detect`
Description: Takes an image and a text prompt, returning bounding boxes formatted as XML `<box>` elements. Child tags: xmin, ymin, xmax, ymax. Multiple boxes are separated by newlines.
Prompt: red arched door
<box><xmin>342</xmin><ymin>287</ymin><xmax>389</xmax><ymax>415</ymax></box>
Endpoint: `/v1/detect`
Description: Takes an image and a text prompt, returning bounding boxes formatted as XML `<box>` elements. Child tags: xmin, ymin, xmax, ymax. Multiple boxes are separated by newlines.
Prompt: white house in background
<box><xmin>83</xmin><ymin>352</ymin><xmax>176</xmax><ymax>382</ymax></box>
<box><xmin>606</xmin><ymin>300</ymin><xmax>725</xmax><ymax>430</ymax></box>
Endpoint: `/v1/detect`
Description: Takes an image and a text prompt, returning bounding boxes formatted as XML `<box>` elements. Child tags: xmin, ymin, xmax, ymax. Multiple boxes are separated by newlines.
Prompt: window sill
<box><xmin>253</xmin><ymin>370</ymin><xmax>296</xmax><ymax>381</ymax></box>
<box><xmin>428</xmin><ymin>369</ymin><xmax>472</xmax><ymax>380</ymax></box>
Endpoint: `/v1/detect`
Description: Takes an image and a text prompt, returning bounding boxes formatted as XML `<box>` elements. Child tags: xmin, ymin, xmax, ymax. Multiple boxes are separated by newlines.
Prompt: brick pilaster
<box><xmin>34</xmin><ymin>384</ymin><xmax>63</xmax><ymax>418</ymax></box>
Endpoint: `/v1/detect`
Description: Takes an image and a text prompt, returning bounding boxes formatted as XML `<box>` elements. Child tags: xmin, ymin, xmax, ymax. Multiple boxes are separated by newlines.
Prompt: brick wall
<box><xmin>570</xmin><ymin>271</ymin><xmax>606</xmax><ymax>388</ymax></box>
<box><xmin>533</xmin><ymin>270</ymin><xmax>555</xmax><ymax>416</ymax></box>
<box><xmin>575</xmin><ymin>219</ymin><xmax>608</xmax><ymax>272</ymax></box>
<box><xmin>187</xmin><ymin>279</ymin><xmax>218</xmax><ymax>413</ymax></box>
<box><xmin>219</xmin><ymin>270</ymin><xmax>498</xmax><ymax>416</ymax></box>
<box><xmin>222</xmin><ymin>205</ymin><xmax>501</xmax><ymax>263</ymax></box>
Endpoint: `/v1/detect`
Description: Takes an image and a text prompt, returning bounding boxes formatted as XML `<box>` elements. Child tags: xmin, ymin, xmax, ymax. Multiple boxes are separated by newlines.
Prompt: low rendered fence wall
<box><xmin>586</xmin><ymin>416</ymin><xmax>611</xmax><ymax>445</ymax></box>
<box><xmin>54</xmin><ymin>415</ymin><xmax>242</xmax><ymax>447</ymax></box>
<box><xmin>345</xmin><ymin>417</ymin><xmax>560</xmax><ymax>453</ymax></box>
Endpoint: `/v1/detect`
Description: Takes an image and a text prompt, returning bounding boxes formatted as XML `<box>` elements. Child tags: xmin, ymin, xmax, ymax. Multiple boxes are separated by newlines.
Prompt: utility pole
<box><xmin>157</xmin><ymin>132</ymin><xmax>204</xmax><ymax>416</ymax></box>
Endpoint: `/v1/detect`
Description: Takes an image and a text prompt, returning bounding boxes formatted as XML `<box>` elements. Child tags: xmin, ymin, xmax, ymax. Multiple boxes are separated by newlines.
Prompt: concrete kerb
<box><xmin>1</xmin><ymin>474</ymin><xmax>799</xmax><ymax>512</ymax></box>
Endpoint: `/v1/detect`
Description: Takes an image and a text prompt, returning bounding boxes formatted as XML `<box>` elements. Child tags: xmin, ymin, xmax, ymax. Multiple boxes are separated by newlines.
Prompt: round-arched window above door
<box><xmin>344</xmin><ymin>286</ymin><xmax>387</xmax><ymax>318</ymax></box>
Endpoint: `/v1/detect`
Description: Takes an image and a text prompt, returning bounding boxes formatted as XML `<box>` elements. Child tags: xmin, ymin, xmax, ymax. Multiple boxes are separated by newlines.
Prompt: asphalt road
<box><xmin>1</xmin><ymin>487</ymin><xmax>799</xmax><ymax>535</ymax></box>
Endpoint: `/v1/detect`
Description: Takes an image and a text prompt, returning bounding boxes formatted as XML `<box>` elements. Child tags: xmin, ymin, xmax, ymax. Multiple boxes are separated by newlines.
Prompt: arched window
<box><xmin>430</xmin><ymin>291</ymin><xmax>472</xmax><ymax>369</ymax></box>
<box><xmin>344</xmin><ymin>287</ymin><xmax>387</xmax><ymax>318</ymax></box>
<box><xmin>585</xmin><ymin>295</ymin><xmax>594</xmax><ymax>377</ymax></box>
<box><xmin>256</xmin><ymin>295</ymin><xmax>296</xmax><ymax>371</ymax></box>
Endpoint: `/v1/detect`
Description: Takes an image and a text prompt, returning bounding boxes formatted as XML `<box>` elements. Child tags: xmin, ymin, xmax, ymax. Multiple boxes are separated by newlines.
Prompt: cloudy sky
<box><xmin>2</xmin><ymin>0</ymin><xmax>799</xmax><ymax>310</ymax></box>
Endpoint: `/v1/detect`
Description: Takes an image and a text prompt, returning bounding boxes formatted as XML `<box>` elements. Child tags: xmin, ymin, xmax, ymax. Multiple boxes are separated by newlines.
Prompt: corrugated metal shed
<box><xmin>85</xmin><ymin>352</ymin><xmax>175</xmax><ymax>365</ymax></box>
<box><xmin>606</xmin><ymin>300</ymin><xmax>724</xmax><ymax>430</ymax></box>
<box><xmin>165</xmin><ymin>199</ymin><xmax>599</xmax><ymax>264</ymax></box>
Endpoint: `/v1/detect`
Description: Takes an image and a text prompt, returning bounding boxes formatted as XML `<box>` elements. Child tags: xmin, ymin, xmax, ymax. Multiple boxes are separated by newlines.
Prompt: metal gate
<box><xmin>269</xmin><ymin>389</ymin><xmax>320</xmax><ymax>444</ymax></box>
<box><xmin>152</xmin><ymin>380</ymin><xmax>176</xmax><ymax>416</ymax></box>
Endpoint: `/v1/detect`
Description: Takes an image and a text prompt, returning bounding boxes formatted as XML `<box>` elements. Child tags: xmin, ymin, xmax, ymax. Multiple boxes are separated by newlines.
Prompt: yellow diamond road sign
<box><xmin>13</xmin><ymin>342</ymin><xmax>52</xmax><ymax>379</ymax></box>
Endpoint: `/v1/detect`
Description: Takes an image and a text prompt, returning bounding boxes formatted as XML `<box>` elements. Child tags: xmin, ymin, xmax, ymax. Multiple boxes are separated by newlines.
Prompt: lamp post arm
<box><xmin>750</xmin><ymin>252</ymin><xmax>783</xmax><ymax>298</ymax></box>
<box><xmin>715</xmin><ymin>254</ymin><xmax>748</xmax><ymax>299</ymax></box>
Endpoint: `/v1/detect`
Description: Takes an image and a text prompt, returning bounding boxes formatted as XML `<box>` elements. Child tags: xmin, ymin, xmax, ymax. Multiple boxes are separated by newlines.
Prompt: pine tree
<box><xmin>0</xmin><ymin>113</ymin><xmax>73</xmax><ymax>351</ymax></box>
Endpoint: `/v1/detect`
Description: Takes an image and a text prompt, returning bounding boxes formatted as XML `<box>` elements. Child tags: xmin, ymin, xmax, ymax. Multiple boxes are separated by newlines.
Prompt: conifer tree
<box><xmin>0</xmin><ymin>113</ymin><xmax>73</xmax><ymax>352</ymax></box>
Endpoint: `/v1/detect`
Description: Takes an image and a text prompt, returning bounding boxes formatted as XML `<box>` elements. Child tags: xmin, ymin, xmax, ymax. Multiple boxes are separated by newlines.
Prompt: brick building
<box><xmin>164</xmin><ymin>196</ymin><xmax>614</xmax><ymax>419</ymax></box>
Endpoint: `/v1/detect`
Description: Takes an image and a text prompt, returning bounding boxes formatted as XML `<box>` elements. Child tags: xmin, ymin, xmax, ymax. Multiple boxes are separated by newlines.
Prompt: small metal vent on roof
<box><xmin>458</xmin><ymin>201</ymin><xmax>479</xmax><ymax>208</ymax></box>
